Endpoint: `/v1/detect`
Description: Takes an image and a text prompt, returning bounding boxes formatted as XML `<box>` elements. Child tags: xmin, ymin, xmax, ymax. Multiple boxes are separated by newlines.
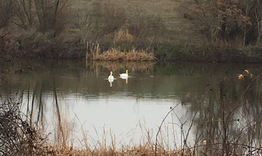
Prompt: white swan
<box><xmin>108</xmin><ymin>71</ymin><xmax>114</xmax><ymax>87</ymax></box>
<box><xmin>120</xmin><ymin>70</ymin><xmax>128</xmax><ymax>79</ymax></box>
<box><xmin>108</xmin><ymin>71</ymin><xmax>114</xmax><ymax>82</ymax></box>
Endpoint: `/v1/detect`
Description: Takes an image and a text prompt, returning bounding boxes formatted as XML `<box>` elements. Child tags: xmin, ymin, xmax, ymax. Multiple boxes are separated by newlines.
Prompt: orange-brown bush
<box><xmin>90</xmin><ymin>48</ymin><xmax>156</xmax><ymax>61</ymax></box>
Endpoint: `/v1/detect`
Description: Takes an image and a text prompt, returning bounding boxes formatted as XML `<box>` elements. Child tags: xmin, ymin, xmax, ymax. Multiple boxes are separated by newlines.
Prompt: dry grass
<box><xmin>89</xmin><ymin>46</ymin><xmax>156</xmax><ymax>61</ymax></box>
<box><xmin>125</xmin><ymin>49</ymin><xmax>156</xmax><ymax>61</ymax></box>
<box><xmin>71</xmin><ymin>0</ymin><xmax>202</xmax><ymax>44</ymax></box>
<box><xmin>43</xmin><ymin>144</ymin><xmax>188</xmax><ymax>156</ymax></box>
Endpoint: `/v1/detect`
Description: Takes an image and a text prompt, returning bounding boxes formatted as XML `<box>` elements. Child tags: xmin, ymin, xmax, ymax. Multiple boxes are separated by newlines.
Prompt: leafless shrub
<box><xmin>0</xmin><ymin>100</ymin><xmax>51</xmax><ymax>155</ymax></box>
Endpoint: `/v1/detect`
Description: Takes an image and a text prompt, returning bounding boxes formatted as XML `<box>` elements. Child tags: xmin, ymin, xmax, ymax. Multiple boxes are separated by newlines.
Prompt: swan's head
<box><xmin>110</xmin><ymin>71</ymin><xmax>113</xmax><ymax>75</ymax></box>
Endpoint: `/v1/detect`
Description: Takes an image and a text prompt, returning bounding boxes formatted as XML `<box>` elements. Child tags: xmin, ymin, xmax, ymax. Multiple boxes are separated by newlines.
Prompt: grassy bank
<box><xmin>154</xmin><ymin>44</ymin><xmax>262</xmax><ymax>63</ymax></box>
<box><xmin>1</xmin><ymin>0</ymin><xmax>262</xmax><ymax>63</ymax></box>
<box><xmin>4</xmin><ymin>31</ymin><xmax>262</xmax><ymax>63</ymax></box>
<box><xmin>11</xmin><ymin>41</ymin><xmax>262</xmax><ymax>63</ymax></box>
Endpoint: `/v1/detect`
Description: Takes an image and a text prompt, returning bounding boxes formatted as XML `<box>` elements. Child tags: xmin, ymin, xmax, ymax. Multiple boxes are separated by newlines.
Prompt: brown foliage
<box><xmin>190</xmin><ymin>0</ymin><xmax>252</xmax><ymax>45</ymax></box>
<box><xmin>89</xmin><ymin>47</ymin><xmax>156</xmax><ymax>61</ymax></box>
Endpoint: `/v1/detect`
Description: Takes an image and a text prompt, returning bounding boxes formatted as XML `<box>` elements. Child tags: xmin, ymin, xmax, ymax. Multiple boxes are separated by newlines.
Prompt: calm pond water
<box><xmin>1</xmin><ymin>59</ymin><xmax>262</xmax><ymax>150</ymax></box>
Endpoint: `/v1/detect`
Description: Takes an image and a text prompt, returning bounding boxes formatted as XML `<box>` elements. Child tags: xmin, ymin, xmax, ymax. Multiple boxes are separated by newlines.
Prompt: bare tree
<box><xmin>14</xmin><ymin>0</ymin><xmax>34</xmax><ymax>30</ymax></box>
<box><xmin>34</xmin><ymin>0</ymin><xmax>70</xmax><ymax>35</ymax></box>
<box><xmin>0</xmin><ymin>0</ymin><xmax>15</xmax><ymax>28</ymax></box>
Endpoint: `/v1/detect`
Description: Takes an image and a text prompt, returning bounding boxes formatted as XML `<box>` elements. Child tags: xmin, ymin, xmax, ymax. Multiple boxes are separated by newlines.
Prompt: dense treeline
<box><xmin>0</xmin><ymin>0</ymin><xmax>262</xmax><ymax>61</ymax></box>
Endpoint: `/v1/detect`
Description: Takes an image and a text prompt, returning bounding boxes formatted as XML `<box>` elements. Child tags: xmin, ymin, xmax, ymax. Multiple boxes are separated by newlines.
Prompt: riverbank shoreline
<box><xmin>7</xmin><ymin>42</ymin><xmax>262</xmax><ymax>63</ymax></box>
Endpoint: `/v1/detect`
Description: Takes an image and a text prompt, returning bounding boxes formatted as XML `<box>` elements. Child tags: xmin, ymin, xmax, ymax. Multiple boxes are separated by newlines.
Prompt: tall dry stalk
<box><xmin>155</xmin><ymin>104</ymin><xmax>179</xmax><ymax>156</ymax></box>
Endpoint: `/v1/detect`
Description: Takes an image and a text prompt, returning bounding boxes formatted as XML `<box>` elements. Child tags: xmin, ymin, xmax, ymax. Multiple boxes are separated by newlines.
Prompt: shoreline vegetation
<box><xmin>0</xmin><ymin>0</ymin><xmax>262</xmax><ymax>63</ymax></box>
<box><xmin>2</xmin><ymin>31</ymin><xmax>262</xmax><ymax>63</ymax></box>
<box><xmin>3</xmin><ymin>38</ymin><xmax>262</xmax><ymax>63</ymax></box>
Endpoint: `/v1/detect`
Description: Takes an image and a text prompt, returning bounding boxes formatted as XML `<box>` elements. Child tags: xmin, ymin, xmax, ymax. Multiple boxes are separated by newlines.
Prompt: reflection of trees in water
<box><xmin>181</xmin><ymin>71</ymin><xmax>262</xmax><ymax>155</ymax></box>
<box><xmin>0</xmin><ymin>77</ymin><xmax>73</xmax><ymax>154</ymax></box>
<box><xmin>2</xmin><ymin>60</ymin><xmax>262</xmax><ymax>154</ymax></box>
<box><xmin>27</xmin><ymin>78</ymin><xmax>70</xmax><ymax>148</ymax></box>
<box><xmin>1</xmin><ymin>76</ymin><xmax>71</xmax><ymax>148</ymax></box>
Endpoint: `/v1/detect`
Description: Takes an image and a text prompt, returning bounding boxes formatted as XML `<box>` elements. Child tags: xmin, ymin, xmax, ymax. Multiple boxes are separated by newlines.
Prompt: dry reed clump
<box><xmin>94</xmin><ymin>48</ymin><xmax>126</xmax><ymax>61</ymax></box>
<box><xmin>91</xmin><ymin>48</ymin><xmax>156</xmax><ymax>61</ymax></box>
<box><xmin>125</xmin><ymin>49</ymin><xmax>156</xmax><ymax>61</ymax></box>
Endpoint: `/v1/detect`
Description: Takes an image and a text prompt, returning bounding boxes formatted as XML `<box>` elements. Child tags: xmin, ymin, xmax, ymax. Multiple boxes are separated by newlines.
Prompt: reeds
<box><xmin>45</xmin><ymin>144</ymin><xmax>172</xmax><ymax>156</ymax></box>
<box><xmin>87</xmin><ymin>43</ymin><xmax>156</xmax><ymax>61</ymax></box>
